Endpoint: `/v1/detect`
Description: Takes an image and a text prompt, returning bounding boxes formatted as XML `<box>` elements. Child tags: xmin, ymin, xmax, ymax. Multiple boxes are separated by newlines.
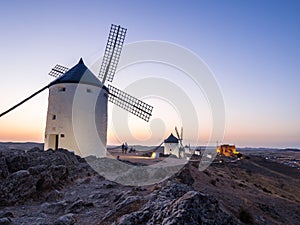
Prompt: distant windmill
<box><xmin>163</xmin><ymin>126</ymin><xmax>185</xmax><ymax>158</ymax></box>
<box><xmin>175</xmin><ymin>126</ymin><xmax>185</xmax><ymax>158</ymax></box>
<box><xmin>175</xmin><ymin>126</ymin><xmax>183</xmax><ymax>148</ymax></box>
<box><xmin>0</xmin><ymin>24</ymin><xmax>153</xmax><ymax>157</ymax></box>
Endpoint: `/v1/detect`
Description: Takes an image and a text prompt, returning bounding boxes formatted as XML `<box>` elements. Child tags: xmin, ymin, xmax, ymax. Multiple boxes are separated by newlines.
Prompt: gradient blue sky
<box><xmin>0</xmin><ymin>0</ymin><xmax>299</xmax><ymax>148</ymax></box>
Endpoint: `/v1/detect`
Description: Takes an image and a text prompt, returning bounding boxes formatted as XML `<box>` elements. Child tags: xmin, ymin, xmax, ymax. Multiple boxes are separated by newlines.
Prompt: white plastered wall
<box><xmin>164</xmin><ymin>143</ymin><xmax>179</xmax><ymax>158</ymax></box>
<box><xmin>44</xmin><ymin>83</ymin><xmax>108</xmax><ymax>158</ymax></box>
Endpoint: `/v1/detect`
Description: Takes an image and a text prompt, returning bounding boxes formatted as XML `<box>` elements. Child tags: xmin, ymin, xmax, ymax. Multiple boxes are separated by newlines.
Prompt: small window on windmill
<box><xmin>60</xmin><ymin>134</ymin><xmax>65</xmax><ymax>138</ymax></box>
<box><xmin>58</xmin><ymin>87</ymin><xmax>66</xmax><ymax>92</ymax></box>
<box><xmin>87</xmin><ymin>88</ymin><xmax>92</xmax><ymax>93</ymax></box>
<box><xmin>52</xmin><ymin>115</ymin><xmax>56</xmax><ymax>120</ymax></box>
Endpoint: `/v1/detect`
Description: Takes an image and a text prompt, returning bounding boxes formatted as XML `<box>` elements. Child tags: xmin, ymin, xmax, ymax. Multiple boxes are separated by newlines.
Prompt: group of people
<box><xmin>121</xmin><ymin>142</ymin><xmax>128</xmax><ymax>154</ymax></box>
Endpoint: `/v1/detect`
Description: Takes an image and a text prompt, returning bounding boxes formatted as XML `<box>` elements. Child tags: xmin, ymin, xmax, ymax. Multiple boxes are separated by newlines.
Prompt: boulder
<box><xmin>66</xmin><ymin>199</ymin><xmax>94</xmax><ymax>214</ymax></box>
<box><xmin>115</xmin><ymin>181</ymin><xmax>239</xmax><ymax>225</ymax></box>
<box><xmin>54</xmin><ymin>213</ymin><xmax>76</xmax><ymax>225</ymax></box>
<box><xmin>0</xmin><ymin>170</ymin><xmax>35</xmax><ymax>206</ymax></box>
<box><xmin>0</xmin><ymin>217</ymin><xmax>12</xmax><ymax>225</ymax></box>
<box><xmin>0</xmin><ymin>148</ymin><xmax>97</xmax><ymax>206</ymax></box>
<box><xmin>41</xmin><ymin>201</ymin><xmax>68</xmax><ymax>215</ymax></box>
<box><xmin>172</xmin><ymin>164</ymin><xmax>195</xmax><ymax>185</ymax></box>
<box><xmin>46</xmin><ymin>189</ymin><xmax>64</xmax><ymax>202</ymax></box>
<box><xmin>0</xmin><ymin>157</ymin><xmax>9</xmax><ymax>180</ymax></box>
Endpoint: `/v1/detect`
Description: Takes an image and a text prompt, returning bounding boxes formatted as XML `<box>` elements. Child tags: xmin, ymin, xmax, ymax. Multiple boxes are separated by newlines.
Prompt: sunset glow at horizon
<box><xmin>0</xmin><ymin>1</ymin><xmax>299</xmax><ymax>148</ymax></box>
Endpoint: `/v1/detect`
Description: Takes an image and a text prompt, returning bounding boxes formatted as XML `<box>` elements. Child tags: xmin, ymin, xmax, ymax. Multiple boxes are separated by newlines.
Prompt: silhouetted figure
<box><xmin>122</xmin><ymin>143</ymin><xmax>125</xmax><ymax>154</ymax></box>
<box><xmin>124</xmin><ymin>142</ymin><xmax>128</xmax><ymax>154</ymax></box>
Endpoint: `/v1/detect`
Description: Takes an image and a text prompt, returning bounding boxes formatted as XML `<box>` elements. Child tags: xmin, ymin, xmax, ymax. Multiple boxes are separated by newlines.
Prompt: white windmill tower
<box><xmin>0</xmin><ymin>24</ymin><xmax>153</xmax><ymax>157</ymax></box>
<box><xmin>163</xmin><ymin>133</ymin><xmax>179</xmax><ymax>157</ymax></box>
<box><xmin>163</xmin><ymin>127</ymin><xmax>184</xmax><ymax>158</ymax></box>
<box><xmin>44</xmin><ymin>58</ymin><xmax>109</xmax><ymax>157</ymax></box>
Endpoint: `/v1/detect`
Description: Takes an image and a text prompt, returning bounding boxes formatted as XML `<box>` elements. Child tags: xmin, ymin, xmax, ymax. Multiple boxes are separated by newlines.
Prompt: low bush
<box><xmin>238</xmin><ymin>207</ymin><xmax>254</xmax><ymax>224</ymax></box>
<box><xmin>210</xmin><ymin>179</ymin><xmax>216</xmax><ymax>186</ymax></box>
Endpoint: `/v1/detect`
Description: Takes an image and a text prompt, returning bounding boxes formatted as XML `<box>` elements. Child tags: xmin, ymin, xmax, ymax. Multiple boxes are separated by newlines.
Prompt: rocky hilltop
<box><xmin>0</xmin><ymin>146</ymin><xmax>299</xmax><ymax>225</ymax></box>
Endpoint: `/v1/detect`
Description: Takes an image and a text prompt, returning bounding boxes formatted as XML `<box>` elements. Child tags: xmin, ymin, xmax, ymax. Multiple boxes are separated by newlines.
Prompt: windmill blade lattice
<box><xmin>108</xmin><ymin>84</ymin><xmax>153</xmax><ymax>122</ymax></box>
<box><xmin>98</xmin><ymin>24</ymin><xmax>127</xmax><ymax>83</ymax></box>
<box><xmin>175</xmin><ymin>126</ymin><xmax>183</xmax><ymax>146</ymax></box>
<box><xmin>181</xmin><ymin>127</ymin><xmax>183</xmax><ymax>140</ymax></box>
<box><xmin>48</xmin><ymin>64</ymin><xmax>69</xmax><ymax>78</ymax></box>
<box><xmin>175</xmin><ymin>126</ymin><xmax>180</xmax><ymax>140</ymax></box>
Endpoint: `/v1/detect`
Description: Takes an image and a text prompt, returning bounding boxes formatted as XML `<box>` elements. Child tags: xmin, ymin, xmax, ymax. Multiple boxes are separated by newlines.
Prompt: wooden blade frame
<box><xmin>0</xmin><ymin>84</ymin><xmax>50</xmax><ymax>118</ymax></box>
<box><xmin>48</xmin><ymin>64</ymin><xmax>69</xmax><ymax>78</ymax></box>
<box><xmin>181</xmin><ymin>127</ymin><xmax>183</xmax><ymax>140</ymax></box>
<box><xmin>98</xmin><ymin>24</ymin><xmax>127</xmax><ymax>83</ymax></box>
<box><xmin>175</xmin><ymin>126</ymin><xmax>181</xmax><ymax>140</ymax></box>
<box><xmin>108</xmin><ymin>84</ymin><xmax>153</xmax><ymax>122</ymax></box>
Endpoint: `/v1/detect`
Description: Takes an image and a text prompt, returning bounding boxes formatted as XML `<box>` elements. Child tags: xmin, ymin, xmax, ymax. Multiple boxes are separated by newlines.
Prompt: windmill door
<box><xmin>54</xmin><ymin>134</ymin><xmax>59</xmax><ymax>150</ymax></box>
<box><xmin>48</xmin><ymin>134</ymin><xmax>59</xmax><ymax>150</ymax></box>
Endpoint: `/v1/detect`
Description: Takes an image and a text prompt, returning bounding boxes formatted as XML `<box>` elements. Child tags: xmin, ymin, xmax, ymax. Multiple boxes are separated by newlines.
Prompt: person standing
<box><xmin>124</xmin><ymin>142</ymin><xmax>128</xmax><ymax>154</ymax></box>
<box><xmin>122</xmin><ymin>143</ymin><xmax>125</xmax><ymax>154</ymax></box>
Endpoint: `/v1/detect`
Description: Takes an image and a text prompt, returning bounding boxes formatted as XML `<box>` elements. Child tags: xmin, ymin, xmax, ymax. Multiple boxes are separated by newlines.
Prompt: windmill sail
<box><xmin>1</xmin><ymin>64</ymin><xmax>68</xmax><ymax>118</ymax></box>
<box><xmin>108</xmin><ymin>84</ymin><xmax>153</xmax><ymax>122</ymax></box>
<box><xmin>175</xmin><ymin>126</ymin><xmax>180</xmax><ymax>140</ymax></box>
<box><xmin>0</xmin><ymin>84</ymin><xmax>50</xmax><ymax>118</ymax></box>
<box><xmin>98</xmin><ymin>24</ymin><xmax>127</xmax><ymax>83</ymax></box>
<box><xmin>175</xmin><ymin>126</ymin><xmax>183</xmax><ymax>147</ymax></box>
<box><xmin>48</xmin><ymin>64</ymin><xmax>69</xmax><ymax>78</ymax></box>
<box><xmin>181</xmin><ymin>127</ymin><xmax>183</xmax><ymax>140</ymax></box>
<box><xmin>98</xmin><ymin>24</ymin><xmax>153</xmax><ymax>122</ymax></box>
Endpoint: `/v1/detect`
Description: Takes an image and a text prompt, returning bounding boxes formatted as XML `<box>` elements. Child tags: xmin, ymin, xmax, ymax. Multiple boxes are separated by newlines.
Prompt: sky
<box><xmin>0</xmin><ymin>0</ymin><xmax>299</xmax><ymax>148</ymax></box>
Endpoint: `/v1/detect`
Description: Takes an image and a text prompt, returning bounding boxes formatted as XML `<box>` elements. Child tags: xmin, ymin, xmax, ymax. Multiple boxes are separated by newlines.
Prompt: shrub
<box><xmin>236</xmin><ymin>153</ymin><xmax>243</xmax><ymax>158</ymax></box>
<box><xmin>210</xmin><ymin>179</ymin><xmax>216</xmax><ymax>186</ymax></box>
<box><xmin>238</xmin><ymin>207</ymin><xmax>254</xmax><ymax>224</ymax></box>
<box><xmin>204</xmin><ymin>170</ymin><xmax>211</xmax><ymax>177</ymax></box>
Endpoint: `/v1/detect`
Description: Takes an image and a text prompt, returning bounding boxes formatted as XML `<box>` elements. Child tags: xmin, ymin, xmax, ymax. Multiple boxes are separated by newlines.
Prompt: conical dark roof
<box><xmin>50</xmin><ymin>58</ymin><xmax>106</xmax><ymax>89</ymax></box>
<box><xmin>164</xmin><ymin>133</ymin><xmax>179</xmax><ymax>143</ymax></box>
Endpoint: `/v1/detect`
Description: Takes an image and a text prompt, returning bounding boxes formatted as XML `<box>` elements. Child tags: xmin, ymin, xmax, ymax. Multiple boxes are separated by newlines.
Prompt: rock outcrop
<box><xmin>103</xmin><ymin>180</ymin><xmax>239</xmax><ymax>225</ymax></box>
<box><xmin>0</xmin><ymin>147</ymin><xmax>241</xmax><ymax>225</ymax></box>
<box><xmin>0</xmin><ymin>148</ymin><xmax>96</xmax><ymax>206</ymax></box>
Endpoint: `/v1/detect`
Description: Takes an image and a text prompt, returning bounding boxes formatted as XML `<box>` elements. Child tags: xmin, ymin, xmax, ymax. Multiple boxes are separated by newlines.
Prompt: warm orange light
<box><xmin>217</xmin><ymin>144</ymin><xmax>239</xmax><ymax>157</ymax></box>
<box><xmin>0</xmin><ymin>128</ymin><xmax>43</xmax><ymax>142</ymax></box>
<box><xmin>151</xmin><ymin>152</ymin><xmax>156</xmax><ymax>158</ymax></box>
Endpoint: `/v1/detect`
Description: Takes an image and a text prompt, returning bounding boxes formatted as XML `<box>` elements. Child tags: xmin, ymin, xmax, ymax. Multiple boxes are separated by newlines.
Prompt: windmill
<box><xmin>0</xmin><ymin>24</ymin><xmax>153</xmax><ymax>157</ymax></box>
<box><xmin>162</xmin><ymin>127</ymin><xmax>183</xmax><ymax>158</ymax></box>
<box><xmin>175</xmin><ymin>126</ymin><xmax>183</xmax><ymax>148</ymax></box>
<box><xmin>175</xmin><ymin>126</ymin><xmax>186</xmax><ymax>158</ymax></box>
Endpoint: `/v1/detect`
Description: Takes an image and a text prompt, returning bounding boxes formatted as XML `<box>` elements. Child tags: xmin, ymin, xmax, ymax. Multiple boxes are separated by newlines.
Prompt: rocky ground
<box><xmin>0</xmin><ymin>146</ymin><xmax>299</xmax><ymax>225</ymax></box>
